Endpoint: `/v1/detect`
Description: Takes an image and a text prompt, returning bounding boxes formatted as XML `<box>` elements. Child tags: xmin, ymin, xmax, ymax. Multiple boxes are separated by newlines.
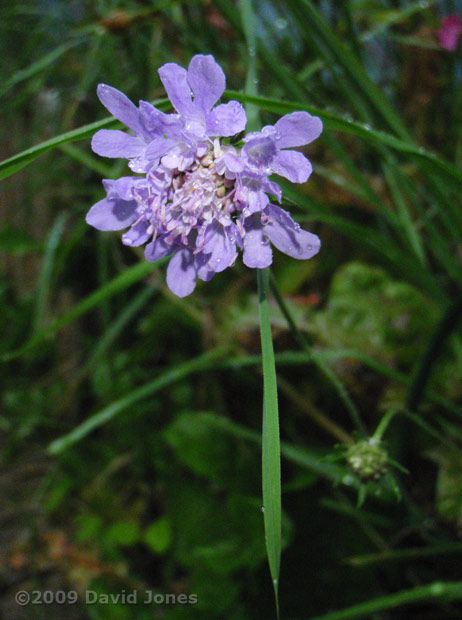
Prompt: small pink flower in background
<box><xmin>438</xmin><ymin>15</ymin><xmax>462</xmax><ymax>51</ymax></box>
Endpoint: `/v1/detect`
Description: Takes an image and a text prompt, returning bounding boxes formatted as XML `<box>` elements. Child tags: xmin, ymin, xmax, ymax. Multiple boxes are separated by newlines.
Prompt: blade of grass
<box><xmin>0</xmin><ymin>38</ymin><xmax>85</xmax><ymax>97</ymax></box>
<box><xmin>286</xmin><ymin>0</ymin><xmax>410</xmax><ymax>139</ymax></box>
<box><xmin>407</xmin><ymin>291</ymin><xmax>462</xmax><ymax>412</ymax></box>
<box><xmin>257</xmin><ymin>267</ymin><xmax>281</xmax><ymax>616</ymax></box>
<box><xmin>347</xmin><ymin>542</ymin><xmax>462</xmax><ymax>567</ymax></box>
<box><xmin>59</xmin><ymin>143</ymin><xmax>114</xmax><ymax>177</ymax></box>
<box><xmin>224</xmin><ymin>91</ymin><xmax>462</xmax><ymax>188</ymax></box>
<box><xmin>48</xmin><ymin>346</ymin><xmax>230</xmax><ymax>455</ymax></box>
<box><xmin>33</xmin><ymin>212</ymin><xmax>69</xmax><ymax>334</ymax></box>
<box><xmin>2</xmin><ymin>92</ymin><xmax>460</xmax><ymax>188</ymax></box>
<box><xmin>1</xmin><ymin>258</ymin><xmax>166</xmax><ymax>362</ymax></box>
<box><xmin>269</xmin><ymin>273</ymin><xmax>365</xmax><ymax>435</ymax></box>
<box><xmin>309</xmin><ymin>581</ymin><xmax>462</xmax><ymax>620</ymax></box>
<box><xmin>0</xmin><ymin>98</ymin><xmax>169</xmax><ymax>180</ymax></box>
<box><xmin>281</xmin><ymin>185</ymin><xmax>446</xmax><ymax>301</ymax></box>
<box><xmin>382</xmin><ymin>159</ymin><xmax>426</xmax><ymax>264</ymax></box>
<box><xmin>81</xmin><ymin>287</ymin><xmax>156</xmax><ymax>376</ymax></box>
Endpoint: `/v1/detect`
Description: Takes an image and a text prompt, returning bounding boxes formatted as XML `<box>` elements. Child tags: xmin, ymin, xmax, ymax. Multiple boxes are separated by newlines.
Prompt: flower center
<box><xmin>149</xmin><ymin>150</ymin><xmax>236</xmax><ymax>246</ymax></box>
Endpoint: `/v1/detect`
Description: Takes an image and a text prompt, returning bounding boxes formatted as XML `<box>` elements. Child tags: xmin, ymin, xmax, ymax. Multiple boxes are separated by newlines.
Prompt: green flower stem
<box><xmin>276</xmin><ymin>375</ymin><xmax>353</xmax><ymax>445</ymax></box>
<box><xmin>257</xmin><ymin>267</ymin><xmax>281</xmax><ymax>617</ymax></box>
<box><xmin>373</xmin><ymin>408</ymin><xmax>399</xmax><ymax>441</ymax></box>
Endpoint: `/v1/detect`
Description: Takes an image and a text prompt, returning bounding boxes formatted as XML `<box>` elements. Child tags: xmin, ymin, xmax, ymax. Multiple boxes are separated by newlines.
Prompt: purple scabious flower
<box><xmin>86</xmin><ymin>54</ymin><xmax>322</xmax><ymax>297</ymax></box>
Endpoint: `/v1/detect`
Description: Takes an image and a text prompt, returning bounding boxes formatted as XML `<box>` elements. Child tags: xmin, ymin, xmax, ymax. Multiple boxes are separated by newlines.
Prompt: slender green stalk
<box><xmin>309</xmin><ymin>581</ymin><xmax>462</xmax><ymax>620</ymax></box>
<box><xmin>347</xmin><ymin>542</ymin><xmax>462</xmax><ymax>567</ymax></box>
<box><xmin>33</xmin><ymin>212</ymin><xmax>68</xmax><ymax>334</ymax></box>
<box><xmin>257</xmin><ymin>268</ymin><xmax>281</xmax><ymax>617</ymax></box>
<box><xmin>1</xmin><ymin>258</ymin><xmax>167</xmax><ymax>362</ymax></box>
<box><xmin>240</xmin><ymin>3</ymin><xmax>279</xmax><ymax>613</ymax></box>
<box><xmin>239</xmin><ymin>0</ymin><xmax>259</xmax><ymax>129</ymax></box>
<box><xmin>270</xmin><ymin>274</ymin><xmax>365</xmax><ymax>434</ymax></box>
<box><xmin>48</xmin><ymin>346</ymin><xmax>230</xmax><ymax>454</ymax></box>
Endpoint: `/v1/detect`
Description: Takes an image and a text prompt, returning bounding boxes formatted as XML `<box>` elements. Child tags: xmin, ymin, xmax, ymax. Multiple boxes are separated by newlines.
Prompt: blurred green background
<box><xmin>1</xmin><ymin>0</ymin><xmax>462</xmax><ymax>618</ymax></box>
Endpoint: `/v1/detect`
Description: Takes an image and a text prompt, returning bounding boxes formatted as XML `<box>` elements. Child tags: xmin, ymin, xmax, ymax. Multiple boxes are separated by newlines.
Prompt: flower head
<box><xmin>438</xmin><ymin>15</ymin><xmax>462</xmax><ymax>51</ymax></box>
<box><xmin>86</xmin><ymin>54</ymin><xmax>322</xmax><ymax>296</ymax></box>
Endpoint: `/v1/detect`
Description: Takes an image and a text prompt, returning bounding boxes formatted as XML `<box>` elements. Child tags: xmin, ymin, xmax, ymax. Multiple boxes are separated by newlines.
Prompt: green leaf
<box><xmin>257</xmin><ymin>268</ymin><xmax>281</xmax><ymax>611</ymax></box>
<box><xmin>105</xmin><ymin>520</ymin><xmax>140</xmax><ymax>546</ymax></box>
<box><xmin>144</xmin><ymin>517</ymin><xmax>173</xmax><ymax>554</ymax></box>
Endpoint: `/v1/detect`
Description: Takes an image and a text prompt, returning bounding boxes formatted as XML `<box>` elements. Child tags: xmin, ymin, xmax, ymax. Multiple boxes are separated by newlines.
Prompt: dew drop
<box><xmin>274</xmin><ymin>18</ymin><xmax>288</xmax><ymax>30</ymax></box>
<box><xmin>261</xmin><ymin>506</ymin><xmax>265</xmax><ymax>512</ymax></box>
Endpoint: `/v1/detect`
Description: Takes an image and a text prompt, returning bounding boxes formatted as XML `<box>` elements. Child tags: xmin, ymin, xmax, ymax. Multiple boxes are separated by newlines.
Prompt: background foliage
<box><xmin>1</xmin><ymin>0</ymin><xmax>462</xmax><ymax>618</ymax></box>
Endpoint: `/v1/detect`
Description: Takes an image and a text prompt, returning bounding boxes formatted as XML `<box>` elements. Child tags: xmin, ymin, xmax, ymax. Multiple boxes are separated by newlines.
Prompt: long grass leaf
<box><xmin>48</xmin><ymin>346</ymin><xmax>229</xmax><ymax>454</ymax></box>
<box><xmin>1</xmin><ymin>259</ymin><xmax>165</xmax><ymax>361</ymax></box>
<box><xmin>0</xmin><ymin>99</ymin><xmax>169</xmax><ymax>180</ymax></box>
<box><xmin>257</xmin><ymin>268</ymin><xmax>281</xmax><ymax>612</ymax></box>
<box><xmin>309</xmin><ymin>581</ymin><xmax>462</xmax><ymax>620</ymax></box>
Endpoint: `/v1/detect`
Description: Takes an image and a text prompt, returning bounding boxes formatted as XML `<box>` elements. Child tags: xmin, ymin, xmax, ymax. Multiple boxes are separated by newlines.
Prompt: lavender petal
<box><xmin>242</xmin><ymin>216</ymin><xmax>273</xmax><ymax>268</ymax></box>
<box><xmin>97</xmin><ymin>84</ymin><xmax>142</xmax><ymax>134</ymax></box>
<box><xmin>271</xmin><ymin>149</ymin><xmax>313</xmax><ymax>183</ymax></box>
<box><xmin>122</xmin><ymin>221</ymin><xmax>151</xmax><ymax>247</ymax></box>
<box><xmin>187</xmin><ymin>54</ymin><xmax>226</xmax><ymax>113</ymax></box>
<box><xmin>91</xmin><ymin>130</ymin><xmax>145</xmax><ymax>159</ymax></box>
<box><xmin>264</xmin><ymin>204</ymin><xmax>321</xmax><ymax>259</ymax></box>
<box><xmin>166</xmin><ymin>249</ymin><xmax>198</xmax><ymax>297</ymax></box>
<box><xmin>202</xmin><ymin>222</ymin><xmax>237</xmax><ymax>272</ymax></box>
<box><xmin>105</xmin><ymin>176</ymin><xmax>145</xmax><ymax>201</ymax></box>
<box><xmin>158</xmin><ymin>63</ymin><xmax>193</xmax><ymax>116</ymax></box>
<box><xmin>86</xmin><ymin>198</ymin><xmax>137</xmax><ymax>231</ymax></box>
<box><xmin>144</xmin><ymin>236</ymin><xmax>174</xmax><ymax>262</ymax></box>
<box><xmin>273</xmin><ymin>111</ymin><xmax>323</xmax><ymax>148</ymax></box>
<box><xmin>145</xmin><ymin>136</ymin><xmax>178</xmax><ymax>161</ymax></box>
<box><xmin>195</xmin><ymin>252</ymin><xmax>216</xmax><ymax>281</ymax></box>
<box><xmin>206</xmin><ymin>101</ymin><xmax>247</xmax><ymax>137</ymax></box>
